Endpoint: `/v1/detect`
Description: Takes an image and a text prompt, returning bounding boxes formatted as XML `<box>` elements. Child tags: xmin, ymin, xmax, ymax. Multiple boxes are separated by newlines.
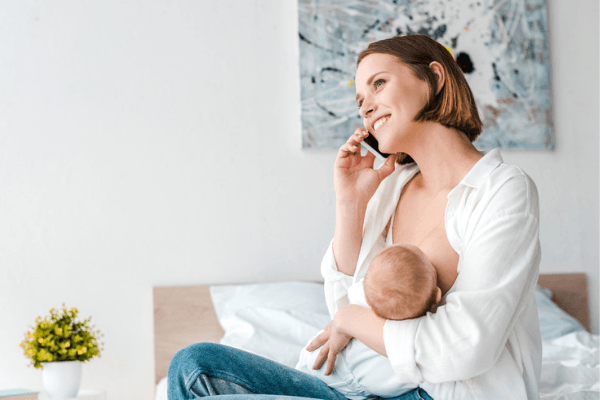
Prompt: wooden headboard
<box><xmin>153</xmin><ymin>273</ymin><xmax>590</xmax><ymax>384</ymax></box>
<box><xmin>537</xmin><ymin>273</ymin><xmax>590</xmax><ymax>331</ymax></box>
<box><xmin>153</xmin><ymin>285</ymin><xmax>224</xmax><ymax>384</ymax></box>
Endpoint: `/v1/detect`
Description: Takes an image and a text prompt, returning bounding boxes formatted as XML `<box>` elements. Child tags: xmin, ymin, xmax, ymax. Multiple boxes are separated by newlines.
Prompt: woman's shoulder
<box><xmin>462</xmin><ymin>150</ymin><xmax>539</xmax><ymax>218</ymax></box>
<box><xmin>489</xmin><ymin>162</ymin><xmax>538</xmax><ymax>210</ymax></box>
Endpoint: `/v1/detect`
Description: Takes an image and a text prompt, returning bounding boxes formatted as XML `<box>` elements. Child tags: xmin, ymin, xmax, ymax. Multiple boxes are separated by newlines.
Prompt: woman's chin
<box><xmin>379</xmin><ymin>144</ymin><xmax>396</xmax><ymax>155</ymax></box>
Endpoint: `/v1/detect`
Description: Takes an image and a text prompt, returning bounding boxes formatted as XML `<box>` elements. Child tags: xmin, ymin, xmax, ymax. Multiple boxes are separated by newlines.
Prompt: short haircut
<box><xmin>357</xmin><ymin>34</ymin><xmax>483</xmax><ymax>165</ymax></box>
<box><xmin>364</xmin><ymin>245</ymin><xmax>438</xmax><ymax>320</ymax></box>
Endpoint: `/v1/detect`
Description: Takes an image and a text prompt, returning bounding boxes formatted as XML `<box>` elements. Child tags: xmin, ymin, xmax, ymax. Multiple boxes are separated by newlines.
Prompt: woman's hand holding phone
<box><xmin>334</xmin><ymin>128</ymin><xmax>396</xmax><ymax>206</ymax></box>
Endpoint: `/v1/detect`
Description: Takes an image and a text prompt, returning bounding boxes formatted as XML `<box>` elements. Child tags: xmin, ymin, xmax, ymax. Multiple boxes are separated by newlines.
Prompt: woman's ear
<box><xmin>429</xmin><ymin>61</ymin><xmax>445</xmax><ymax>95</ymax></box>
<box><xmin>435</xmin><ymin>287</ymin><xmax>442</xmax><ymax>304</ymax></box>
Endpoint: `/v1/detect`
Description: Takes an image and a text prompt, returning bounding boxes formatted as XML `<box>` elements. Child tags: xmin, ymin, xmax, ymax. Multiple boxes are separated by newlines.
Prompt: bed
<box><xmin>153</xmin><ymin>274</ymin><xmax>598</xmax><ymax>400</ymax></box>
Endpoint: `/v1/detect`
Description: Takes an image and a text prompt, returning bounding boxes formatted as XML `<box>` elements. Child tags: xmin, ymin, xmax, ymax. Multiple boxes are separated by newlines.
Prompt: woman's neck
<box><xmin>404</xmin><ymin>122</ymin><xmax>483</xmax><ymax>194</ymax></box>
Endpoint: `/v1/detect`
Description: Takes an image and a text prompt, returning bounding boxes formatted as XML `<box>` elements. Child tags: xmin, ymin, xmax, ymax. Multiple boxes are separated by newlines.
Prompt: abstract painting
<box><xmin>298</xmin><ymin>0</ymin><xmax>554</xmax><ymax>150</ymax></box>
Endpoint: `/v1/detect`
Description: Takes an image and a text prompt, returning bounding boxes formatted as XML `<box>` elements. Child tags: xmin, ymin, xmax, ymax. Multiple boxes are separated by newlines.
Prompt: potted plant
<box><xmin>20</xmin><ymin>304</ymin><xmax>104</xmax><ymax>399</ymax></box>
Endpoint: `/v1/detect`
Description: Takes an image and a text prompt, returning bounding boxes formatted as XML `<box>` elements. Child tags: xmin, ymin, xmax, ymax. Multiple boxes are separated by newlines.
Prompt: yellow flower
<box><xmin>65</xmin><ymin>341</ymin><xmax>70</xmax><ymax>348</ymax></box>
<box><xmin>19</xmin><ymin>343</ymin><xmax>22</xmax><ymax>347</ymax></box>
<box><xmin>28</xmin><ymin>350</ymin><xmax>33</xmax><ymax>355</ymax></box>
<box><xmin>81</xmin><ymin>347</ymin><xmax>87</xmax><ymax>353</ymax></box>
<box><xmin>38</xmin><ymin>338</ymin><xmax>44</xmax><ymax>343</ymax></box>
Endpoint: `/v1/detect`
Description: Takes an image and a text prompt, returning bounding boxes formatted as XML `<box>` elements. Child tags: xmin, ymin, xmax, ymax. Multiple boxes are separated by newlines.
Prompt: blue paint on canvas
<box><xmin>298</xmin><ymin>0</ymin><xmax>554</xmax><ymax>150</ymax></box>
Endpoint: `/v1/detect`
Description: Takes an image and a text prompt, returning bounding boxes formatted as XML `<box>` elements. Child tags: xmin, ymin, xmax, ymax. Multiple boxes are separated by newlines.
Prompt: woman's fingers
<box><xmin>312</xmin><ymin>343</ymin><xmax>329</xmax><ymax>370</ymax></box>
<box><xmin>337</xmin><ymin>129</ymin><xmax>368</xmax><ymax>158</ymax></box>
<box><xmin>306</xmin><ymin>331</ymin><xmax>327</xmax><ymax>352</ymax></box>
<box><xmin>324</xmin><ymin>351</ymin><xmax>337</xmax><ymax>376</ymax></box>
<box><xmin>361</xmin><ymin>148</ymin><xmax>376</xmax><ymax>167</ymax></box>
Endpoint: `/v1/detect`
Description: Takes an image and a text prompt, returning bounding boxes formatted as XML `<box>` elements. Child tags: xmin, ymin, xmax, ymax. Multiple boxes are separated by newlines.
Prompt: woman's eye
<box><xmin>375</xmin><ymin>79</ymin><xmax>385</xmax><ymax>88</ymax></box>
<box><xmin>357</xmin><ymin>101</ymin><xmax>363</xmax><ymax>109</ymax></box>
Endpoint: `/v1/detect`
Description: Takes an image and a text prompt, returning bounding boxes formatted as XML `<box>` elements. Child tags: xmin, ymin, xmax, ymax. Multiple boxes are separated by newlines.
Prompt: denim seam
<box><xmin>417</xmin><ymin>388</ymin><xmax>431</xmax><ymax>400</ymax></box>
<box><xmin>185</xmin><ymin>366</ymin><xmax>258</xmax><ymax>395</ymax></box>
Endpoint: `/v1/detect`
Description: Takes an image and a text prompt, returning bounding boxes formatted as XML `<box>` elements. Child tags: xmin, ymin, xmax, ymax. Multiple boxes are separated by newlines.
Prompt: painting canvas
<box><xmin>298</xmin><ymin>0</ymin><xmax>554</xmax><ymax>150</ymax></box>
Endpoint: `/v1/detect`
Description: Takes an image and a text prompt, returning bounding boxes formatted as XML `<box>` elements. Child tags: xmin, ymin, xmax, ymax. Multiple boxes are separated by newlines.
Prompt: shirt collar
<box><xmin>459</xmin><ymin>148</ymin><xmax>504</xmax><ymax>188</ymax></box>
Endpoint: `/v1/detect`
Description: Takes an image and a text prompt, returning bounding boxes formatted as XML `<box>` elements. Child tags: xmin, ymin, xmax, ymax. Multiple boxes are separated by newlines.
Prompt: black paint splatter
<box><xmin>298</xmin><ymin>33</ymin><xmax>345</xmax><ymax>57</ymax></box>
<box><xmin>492</xmin><ymin>62</ymin><xmax>501</xmax><ymax>81</ymax></box>
<box><xmin>321</xmin><ymin>67</ymin><xmax>344</xmax><ymax>74</ymax></box>
<box><xmin>432</xmin><ymin>24</ymin><xmax>447</xmax><ymax>39</ymax></box>
<box><xmin>362</xmin><ymin>19</ymin><xmax>381</xmax><ymax>37</ymax></box>
<box><xmin>316</xmin><ymin>102</ymin><xmax>338</xmax><ymax>118</ymax></box>
<box><xmin>456</xmin><ymin>52</ymin><xmax>474</xmax><ymax>74</ymax></box>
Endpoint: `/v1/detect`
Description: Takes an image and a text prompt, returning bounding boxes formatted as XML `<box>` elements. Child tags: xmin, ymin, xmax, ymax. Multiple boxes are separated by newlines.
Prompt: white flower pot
<box><xmin>42</xmin><ymin>361</ymin><xmax>82</xmax><ymax>399</ymax></box>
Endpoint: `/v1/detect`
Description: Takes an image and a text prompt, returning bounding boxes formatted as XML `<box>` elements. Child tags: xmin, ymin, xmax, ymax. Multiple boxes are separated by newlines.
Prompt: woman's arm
<box><xmin>332</xmin><ymin>200</ymin><xmax>367</xmax><ymax>276</ymax></box>
<box><xmin>332</xmin><ymin>129</ymin><xmax>396</xmax><ymax>275</ymax></box>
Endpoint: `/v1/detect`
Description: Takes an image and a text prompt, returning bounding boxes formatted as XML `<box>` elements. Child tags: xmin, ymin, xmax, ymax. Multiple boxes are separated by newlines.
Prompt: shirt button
<box><xmin>457</xmin><ymin>244</ymin><xmax>464</xmax><ymax>252</ymax></box>
<box><xmin>447</xmin><ymin>212</ymin><xmax>454</xmax><ymax>218</ymax></box>
<box><xmin>466</xmin><ymin>379</ymin><xmax>473</xmax><ymax>385</ymax></box>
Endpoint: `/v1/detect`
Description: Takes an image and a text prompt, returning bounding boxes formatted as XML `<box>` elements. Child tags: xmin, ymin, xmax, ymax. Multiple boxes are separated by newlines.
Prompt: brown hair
<box><xmin>364</xmin><ymin>245</ymin><xmax>438</xmax><ymax>320</ymax></box>
<box><xmin>357</xmin><ymin>34</ymin><xmax>483</xmax><ymax>164</ymax></box>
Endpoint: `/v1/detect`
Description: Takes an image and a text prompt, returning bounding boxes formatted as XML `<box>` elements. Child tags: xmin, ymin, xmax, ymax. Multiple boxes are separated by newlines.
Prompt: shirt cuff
<box><xmin>321</xmin><ymin>240</ymin><xmax>353</xmax><ymax>316</ymax></box>
<box><xmin>384</xmin><ymin>318</ymin><xmax>424</xmax><ymax>384</ymax></box>
<box><xmin>321</xmin><ymin>239</ymin><xmax>354</xmax><ymax>284</ymax></box>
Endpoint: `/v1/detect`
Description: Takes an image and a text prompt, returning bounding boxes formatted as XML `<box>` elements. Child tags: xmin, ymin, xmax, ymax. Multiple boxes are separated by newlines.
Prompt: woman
<box><xmin>168</xmin><ymin>34</ymin><xmax>542</xmax><ymax>400</ymax></box>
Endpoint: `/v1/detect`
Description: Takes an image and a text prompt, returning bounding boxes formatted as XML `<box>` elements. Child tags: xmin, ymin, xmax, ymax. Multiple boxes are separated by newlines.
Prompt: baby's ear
<box><xmin>435</xmin><ymin>287</ymin><xmax>442</xmax><ymax>304</ymax></box>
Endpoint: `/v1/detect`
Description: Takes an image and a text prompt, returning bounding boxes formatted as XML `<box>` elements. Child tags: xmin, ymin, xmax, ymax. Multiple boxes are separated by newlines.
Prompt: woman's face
<box><xmin>355</xmin><ymin>53</ymin><xmax>431</xmax><ymax>154</ymax></box>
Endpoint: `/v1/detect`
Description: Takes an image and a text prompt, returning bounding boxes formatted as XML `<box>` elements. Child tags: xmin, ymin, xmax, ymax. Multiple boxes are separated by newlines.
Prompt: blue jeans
<box><xmin>168</xmin><ymin>343</ymin><xmax>433</xmax><ymax>400</ymax></box>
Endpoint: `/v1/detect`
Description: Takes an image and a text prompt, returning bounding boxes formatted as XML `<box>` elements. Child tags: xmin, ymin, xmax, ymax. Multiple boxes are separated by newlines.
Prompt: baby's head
<box><xmin>364</xmin><ymin>244</ymin><xmax>441</xmax><ymax>320</ymax></box>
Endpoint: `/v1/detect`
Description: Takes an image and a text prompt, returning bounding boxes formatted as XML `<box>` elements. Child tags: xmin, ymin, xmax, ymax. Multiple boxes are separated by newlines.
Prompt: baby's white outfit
<box><xmin>295</xmin><ymin>219</ymin><xmax>418</xmax><ymax>400</ymax></box>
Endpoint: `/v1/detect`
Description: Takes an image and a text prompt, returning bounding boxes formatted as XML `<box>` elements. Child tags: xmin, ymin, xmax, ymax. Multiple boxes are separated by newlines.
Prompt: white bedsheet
<box><xmin>155</xmin><ymin>282</ymin><xmax>599</xmax><ymax>400</ymax></box>
<box><xmin>540</xmin><ymin>331</ymin><xmax>599</xmax><ymax>400</ymax></box>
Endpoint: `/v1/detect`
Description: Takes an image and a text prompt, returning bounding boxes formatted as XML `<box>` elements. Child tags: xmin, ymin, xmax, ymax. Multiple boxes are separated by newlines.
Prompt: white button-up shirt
<box><xmin>321</xmin><ymin>149</ymin><xmax>542</xmax><ymax>400</ymax></box>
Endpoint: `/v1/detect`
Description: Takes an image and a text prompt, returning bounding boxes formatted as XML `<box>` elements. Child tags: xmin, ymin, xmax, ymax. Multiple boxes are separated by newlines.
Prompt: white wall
<box><xmin>0</xmin><ymin>1</ymin><xmax>597</xmax><ymax>399</ymax></box>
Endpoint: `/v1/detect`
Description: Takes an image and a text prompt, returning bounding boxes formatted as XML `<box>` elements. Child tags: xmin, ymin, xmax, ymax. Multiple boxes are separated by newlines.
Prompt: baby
<box><xmin>296</xmin><ymin>244</ymin><xmax>441</xmax><ymax>400</ymax></box>
<box><xmin>364</xmin><ymin>244</ymin><xmax>441</xmax><ymax>320</ymax></box>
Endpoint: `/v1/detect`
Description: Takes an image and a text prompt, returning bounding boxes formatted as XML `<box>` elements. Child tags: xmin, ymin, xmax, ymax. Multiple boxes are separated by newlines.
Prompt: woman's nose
<box><xmin>359</xmin><ymin>99</ymin><xmax>376</xmax><ymax>118</ymax></box>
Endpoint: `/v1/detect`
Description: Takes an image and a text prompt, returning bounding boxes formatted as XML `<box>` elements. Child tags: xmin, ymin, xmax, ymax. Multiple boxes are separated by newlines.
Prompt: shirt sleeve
<box><xmin>320</xmin><ymin>239</ymin><xmax>354</xmax><ymax>318</ymax></box>
<box><xmin>383</xmin><ymin>175</ymin><xmax>541</xmax><ymax>384</ymax></box>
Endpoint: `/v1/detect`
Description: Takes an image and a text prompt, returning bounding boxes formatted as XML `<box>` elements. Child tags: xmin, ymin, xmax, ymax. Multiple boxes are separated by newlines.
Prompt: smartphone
<box><xmin>362</xmin><ymin>132</ymin><xmax>391</xmax><ymax>163</ymax></box>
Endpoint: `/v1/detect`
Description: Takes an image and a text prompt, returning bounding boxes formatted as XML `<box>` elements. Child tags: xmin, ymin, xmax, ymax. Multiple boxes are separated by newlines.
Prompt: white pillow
<box><xmin>534</xmin><ymin>285</ymin><xmax>586</xmax><ymax>341</ymax></box>
<box><xmin>210</xmin><ymin>281</ymin><xmax>331</xmax><ymax>367</ymax></box>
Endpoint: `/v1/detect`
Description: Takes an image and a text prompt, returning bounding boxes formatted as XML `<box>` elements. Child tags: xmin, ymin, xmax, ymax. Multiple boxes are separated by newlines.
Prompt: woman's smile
<box><xmin>373</xmin><ymin>115</ymin><xmax>391</xmax><ymax>132</ymax></box>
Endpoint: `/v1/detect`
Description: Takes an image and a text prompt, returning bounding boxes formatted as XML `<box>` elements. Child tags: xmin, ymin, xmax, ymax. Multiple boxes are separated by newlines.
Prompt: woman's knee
<box><xmin>169</xmin><ymin>342</ymin><xmax>224</xmax><ymax>376</ymax></box>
